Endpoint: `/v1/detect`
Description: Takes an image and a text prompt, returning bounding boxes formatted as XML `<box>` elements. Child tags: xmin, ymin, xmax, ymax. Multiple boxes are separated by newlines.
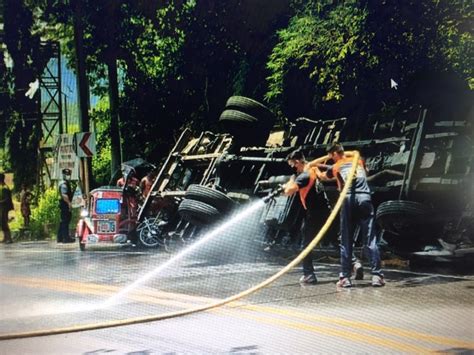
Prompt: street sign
<box><xmin>54</xmin><ymin>134</ymin><xmax>80</xmax><ymax>180</ymax></box>
<box><xmin>71</xmin><ymin>185</ymin><xmax>85</xmax><ymax>208</ymax></box>
<box><xmin>75</xmin><ymin>132</ymin><xmax>96</xmax><ymax>158</ymax></box>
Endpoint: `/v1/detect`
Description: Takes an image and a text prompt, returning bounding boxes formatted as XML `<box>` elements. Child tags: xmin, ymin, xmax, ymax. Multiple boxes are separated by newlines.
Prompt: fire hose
<box><xmin>0</xmin><ymin>152</ymin><xmax>360</xmax><ymax>340</ymax></box>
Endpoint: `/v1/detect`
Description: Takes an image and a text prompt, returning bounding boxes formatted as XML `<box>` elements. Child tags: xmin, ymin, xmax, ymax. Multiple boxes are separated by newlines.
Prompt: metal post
<box><xmin>72</xmin><ymin>0</ymin><xmax>91</xmax><ymax>195</ymax></box>
<box><xmin>57</xmin><ymin>44</ymin><xmax>63</xmax><ymax>134</ymax></box>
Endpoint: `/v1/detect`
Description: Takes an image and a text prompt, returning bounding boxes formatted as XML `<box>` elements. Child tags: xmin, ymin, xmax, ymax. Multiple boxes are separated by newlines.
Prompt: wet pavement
<box><xmin>0</xmin><ymin>240</ymin><xmax>473</xmax><ymax>354</ymax></box>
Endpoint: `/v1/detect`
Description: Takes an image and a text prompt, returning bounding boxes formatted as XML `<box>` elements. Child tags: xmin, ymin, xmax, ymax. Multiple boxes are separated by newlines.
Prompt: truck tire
<box><xmin>219</xmin><ymin>110</ymin><xmax>272</xmax><ymax>148</ymax></box>
<box><xmin>224</xmin><ymin>96</ymin><xmax>275</xmax><ymax>123</ymax></box>
<box><xmin>219</xmin><ymin>109</ymin><xmax>258</xmax><ymax>123</ymax></box>
<box><xmin>185</xmin><ymin>185</ymin><xmax>235</xmax><ymax>212</ymax></box>
<box><xmin>376</xmin><ymin>200</ymin><xmax>430</xmax><ymax>235</ymax></box>
<box><xmin>178</xmin><ymin>199</ymin><xmax>220</xmax><ymax>226</ymax></box>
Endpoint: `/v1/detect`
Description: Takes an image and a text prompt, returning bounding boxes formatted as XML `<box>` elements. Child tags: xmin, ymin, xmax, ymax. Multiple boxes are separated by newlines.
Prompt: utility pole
<box><xmin>72</xmin><ymin>0</ymin><xmax>91</xmax><ymax>195</ymax></box>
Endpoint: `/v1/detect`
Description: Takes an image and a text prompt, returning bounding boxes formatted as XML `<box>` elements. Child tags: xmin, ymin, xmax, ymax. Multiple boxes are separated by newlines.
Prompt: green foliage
<box><xmin>0</xmin><ymin>149</ymin><xmax>11</xmax><ymax>172</ymax></box>
<box><xmin>124</xmin><ymin>1</ymin><xmax>193</xmax><ymax>85</ymax></box>
<box><xmin>436</xmin><ymin>0</ymin><xmax>474</xmax><ymax>89</ymax></box>
<box><xmin>266</xmin><ymin>0</ymin><xmax>473</xmax><ymax>120</ymax></box>
<box><xmin>30</xmin><ymin>187</ymin><xmax>60</xmax><ymax>239</ymax></box>
<box><xmin>266</xmin><ymin>2</ymin><xmax>375</xmax><ymax>108</ymax></box>
<box><xmin>91</xmin><ymin>97</ymin><xmax>112</xmax><ymax>186</ymax></box>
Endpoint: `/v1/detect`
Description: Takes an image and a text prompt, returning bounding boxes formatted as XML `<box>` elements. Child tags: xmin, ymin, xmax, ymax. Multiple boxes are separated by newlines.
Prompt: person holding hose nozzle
<box><xmin>282</xmin><ymin>150</ymin><xmax>321</xmax><ymax>285</ymax></box>
<box><xmin>313</xmin><ymin>143</ymin><xmax>385</xmax><ymax>288</ymax></box>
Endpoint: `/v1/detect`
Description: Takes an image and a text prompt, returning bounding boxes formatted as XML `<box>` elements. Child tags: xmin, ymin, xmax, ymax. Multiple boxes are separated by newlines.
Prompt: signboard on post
<box><xmin>74</xmin><ymin>132</ymin><xmax>96</xmax><ymax>158</ymax></box>
<box><xmin>71</xmin><ymin>185</ymin><xmax>85</xmax><ymax>208</ymax></box>
<box><xmin>54</xmin><ymin>134</ymin><xmax>80</xmax><ymax>180</ymax></box>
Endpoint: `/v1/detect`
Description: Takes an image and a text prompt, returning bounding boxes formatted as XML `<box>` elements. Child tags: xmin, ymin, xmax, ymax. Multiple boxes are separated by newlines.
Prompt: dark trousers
<box><xmin>301</xmin><ymin>210</ymin><xmax>320</xmax><ymax>276</ymax></box>
<box><xmin>57</xmin><ymin>203</ymin><xmax>72</xmax><ymax>242</ymax></box>
<box><xmin>339</xmin><ymin>194</ymin><xmax>382</xmax><ymax>278</ymax></box>
<box><xmin>1</xmin><ymin>210</ymin><xmax>12</xmax><ymax>242</ymax></box>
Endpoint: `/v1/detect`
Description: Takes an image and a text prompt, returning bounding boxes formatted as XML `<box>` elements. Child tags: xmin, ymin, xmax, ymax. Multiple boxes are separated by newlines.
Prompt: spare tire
<box><xmin>178</xmin><ymin>199</ymin><xmax>220</xmax><ymax>226</ymax></box>
<box><xmin>225</xmin><ymin>96</ymin><xmax>275</xmax><ymax>123</ymax></box>
<box><xmin>219</xmin><ymin>109</ymin><xmax>258</xmax><ymax>124</ymax></box>
<box><xmin>376</xmin><ymin>200</ymin><xmax>430</xmax><ymax>236</ymax></box>
<box><xmin>219</xmin><ymin>109</ymin><xmax>273</xmax><ymax>148</ymax></box>
<box><xmin>185</xmin><ymin>184</ymin><xmax>235</xmax><ymax>212</ymax></box>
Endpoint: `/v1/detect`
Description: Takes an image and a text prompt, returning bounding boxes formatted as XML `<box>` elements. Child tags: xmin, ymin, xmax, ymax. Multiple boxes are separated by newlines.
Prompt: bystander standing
<box><xmin>20</xmin><ymin>184</ymin><xmax>33</xmax><ymax>228</ymax></box>
<box><xmin>0</xmin><ymin>173</ymin><xmax>14</xmax><ymax>243</ymax></box>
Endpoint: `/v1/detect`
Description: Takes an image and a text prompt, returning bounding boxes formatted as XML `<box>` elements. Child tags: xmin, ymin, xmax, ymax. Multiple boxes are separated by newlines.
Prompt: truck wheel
<box><xmin>185</xmin><ymin>185</ymin><xmax>235</xmax><ymax>212</ymax></box>
<box><xmin>178</xmin><ymin>199</ymin><xmax>220</xmax><ymax>226</ymax></box>
<box><xmin>219</xmin><ymin>109</ymin><xmax>258</xmax><ymax>123</ymax></box>
<box><xmin>376</xmin><ymin>200</ymin><xmax>430</xmax><ymax>235</ymax></box>
<box><xmin>219</xmin><ymin>110</ymin><xmax>272</xmax><ymax>148</ymax></box>
<box><xmin>224</xmin><ymin>96</ymin><xmax>275</xmax><ymax>123</ymax></box>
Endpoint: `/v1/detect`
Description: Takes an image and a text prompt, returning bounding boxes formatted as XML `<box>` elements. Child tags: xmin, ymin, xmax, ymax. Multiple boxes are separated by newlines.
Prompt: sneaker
<box><xmin>353</xmin><ymin>262</ymin><xmax>364</xmax><ymax>280</ymax></box>
<box><xmin>336</xmin><ymin>277</ymin><xmax>352</xmax><ymax>288</ymax></box>
<box><xmin>371</xmin><ymin>275</ymin><xmax>385</xmax><ymax>287</ymax></box>
<box><xmin>299</xmin><ymin>273</ymin><xmax>318</xmax><ymax>285</ymax></box>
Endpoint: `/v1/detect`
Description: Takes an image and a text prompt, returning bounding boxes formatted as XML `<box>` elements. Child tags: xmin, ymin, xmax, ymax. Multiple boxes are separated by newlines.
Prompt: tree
<box><xmin>265</xmin><ymin>0</ymin><xmax>473</xmax><ymax>135</ymax></box>
<box><xmin>266</xmin><ymin>2</ymin><xmax>375</xmax><ymax>121</ymax></box>
<box><xmin>3</xmin><ymin>0</ymin><xmax>44</xmax><ymax>189</ymax></box>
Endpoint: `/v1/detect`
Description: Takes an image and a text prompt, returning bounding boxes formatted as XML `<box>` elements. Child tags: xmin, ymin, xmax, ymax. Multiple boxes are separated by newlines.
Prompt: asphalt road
<box><xmin>0</xmin><ymin>240</ymin><xmax>473</xmax><ymax>354</ymax></box>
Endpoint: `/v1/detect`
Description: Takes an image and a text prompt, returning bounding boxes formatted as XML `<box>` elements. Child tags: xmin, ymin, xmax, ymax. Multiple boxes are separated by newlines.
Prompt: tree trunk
<box><xmin>3</xmin><ymin>0</ymin><xmax>41</xmax><ymax>190</ymax></box>
<box><xmin>72</xmin><ymin>0</ymin><xmax>92</xmax><ymax>193</ymax></box>
<box><xmin>108</xmin><ymin>58</ymin><xmax>122</xmax><ymax>176</ymax></box>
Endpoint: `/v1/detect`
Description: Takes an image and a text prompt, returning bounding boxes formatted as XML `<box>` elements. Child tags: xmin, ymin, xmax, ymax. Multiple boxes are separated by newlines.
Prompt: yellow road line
<box><xmin>238</xmin><ymin>304</ymin><xmax>474</xmax><ymax>349</ymax></box>
<box><xmin>0</xmin><ymin>277</ymin><xmax>201</xmax><ymax>310</ymax></box>
<box><xmin>0</xmin><ymin>275</ymin><xmax>216</xmax><ymax>303</ymax></box>
<box><xmin>227</xmin><ymin>310</ymin><xmax>432</xmax><ymax>354</ymax></box>
<box><xmin>1</xmin><ymin>275</ymin><xmax>472</xmax><ymax>351</ymax></box>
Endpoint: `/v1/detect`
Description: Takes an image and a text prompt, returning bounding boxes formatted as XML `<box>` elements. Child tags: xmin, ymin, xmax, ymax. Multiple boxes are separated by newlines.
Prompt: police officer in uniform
<box><xmin>58</xmin><ymin>168</ymin><xmax>74</xmax><ymax>243</ymax></box>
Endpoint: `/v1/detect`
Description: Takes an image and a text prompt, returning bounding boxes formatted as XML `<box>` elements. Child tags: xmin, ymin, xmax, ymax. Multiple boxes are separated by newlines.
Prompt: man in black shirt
<box><xmin>283</xmin><ymin>150</ymin><xmax>321</xmax><ymax>285</ymax></box>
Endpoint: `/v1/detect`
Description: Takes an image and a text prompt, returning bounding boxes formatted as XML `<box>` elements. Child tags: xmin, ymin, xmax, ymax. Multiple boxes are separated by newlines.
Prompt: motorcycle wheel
<box><xmin>138</xmin><ymin>224</ymin><xmax>161</xmax><ymax>248</ymax></box>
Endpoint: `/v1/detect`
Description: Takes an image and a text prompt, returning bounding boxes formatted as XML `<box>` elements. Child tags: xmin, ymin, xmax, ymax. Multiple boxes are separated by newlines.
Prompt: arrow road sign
<box><xmin>74</xmin><ymin>132</ymin><xmax>96</xmax><ymax>158</ymax></box>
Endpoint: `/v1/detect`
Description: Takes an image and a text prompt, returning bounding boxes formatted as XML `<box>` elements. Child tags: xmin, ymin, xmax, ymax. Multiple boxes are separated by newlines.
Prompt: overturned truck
<box><xmin>138</xmin><ymin>96</ymin><xmax>474</xmax><ymax>261</ymax></box>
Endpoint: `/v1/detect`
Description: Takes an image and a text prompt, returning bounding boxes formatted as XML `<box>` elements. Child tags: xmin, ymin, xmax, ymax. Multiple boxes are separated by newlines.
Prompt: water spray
<box><xmin>102</xmin><ymin>199</ymin><xmax>266</xmax><ymax>308</ymax></box>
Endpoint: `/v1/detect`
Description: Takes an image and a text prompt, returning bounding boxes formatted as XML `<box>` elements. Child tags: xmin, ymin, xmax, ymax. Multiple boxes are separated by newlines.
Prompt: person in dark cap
<box><xmin>57</xmin><ymin>168</ymin><xmax>74</xmax><ymax>243</ymax></box>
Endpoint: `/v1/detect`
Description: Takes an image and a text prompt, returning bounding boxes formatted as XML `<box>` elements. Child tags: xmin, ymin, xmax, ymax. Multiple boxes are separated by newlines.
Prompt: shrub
<box><xmin>30</xmin><ymin>187</ymin><xmax>61</xmax><ymax>240</ymax></box>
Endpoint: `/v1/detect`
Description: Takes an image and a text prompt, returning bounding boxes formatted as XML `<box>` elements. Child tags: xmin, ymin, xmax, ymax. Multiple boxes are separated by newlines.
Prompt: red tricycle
<box><xmin>76</xmin><ymin>186</ymin><xmax>137</xmax><ymax>251</ymax></box>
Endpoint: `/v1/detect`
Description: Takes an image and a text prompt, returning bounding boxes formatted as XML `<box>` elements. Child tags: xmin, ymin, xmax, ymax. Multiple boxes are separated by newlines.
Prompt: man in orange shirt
<box><xmin>315</xmin><ymin>143</ymin><xmax>384</xmax><ymax>288</ymax></box>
